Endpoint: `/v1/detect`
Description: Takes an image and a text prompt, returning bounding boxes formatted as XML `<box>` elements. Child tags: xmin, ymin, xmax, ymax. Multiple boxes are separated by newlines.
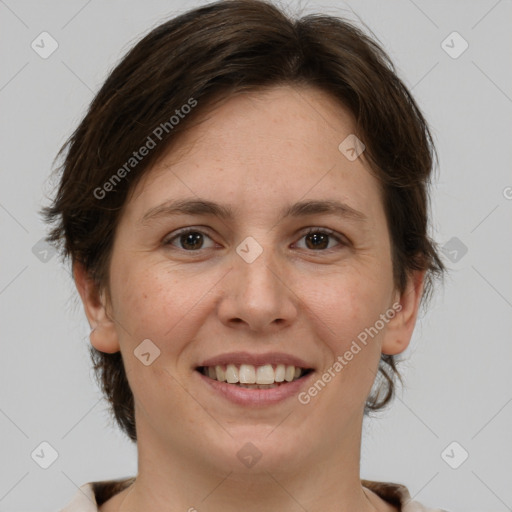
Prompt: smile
<box><xmin>197</xmin><ymin>363</ymin><xmax>312</xmax><ymax>388</ymax></box>
<box><xmin>195</xmin><ymin>363</ymin><xmax>314</xmax><ymax>406</ymax></box>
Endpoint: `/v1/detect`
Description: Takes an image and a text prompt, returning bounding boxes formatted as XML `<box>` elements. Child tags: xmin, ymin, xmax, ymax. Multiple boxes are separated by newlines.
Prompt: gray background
<box><xmin>1</xmin><ymin>0</ymin><xmax>511</xmax><ymax>510</ymax></box>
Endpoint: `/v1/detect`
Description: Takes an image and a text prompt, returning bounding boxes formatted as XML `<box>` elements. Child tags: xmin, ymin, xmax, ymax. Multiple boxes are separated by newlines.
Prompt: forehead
<box><xmin>167</xmin><ymin>85</ymin><xmax>357</xmax><ymax>165</ymax></box>
<box><xmin>124</xmin><ymin>85</ymin><xmax>384</xmax><ymax>227</ymax></box>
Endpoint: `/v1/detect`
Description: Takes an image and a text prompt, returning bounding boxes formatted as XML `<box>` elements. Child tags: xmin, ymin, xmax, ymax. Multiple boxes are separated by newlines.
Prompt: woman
<box><xmin>43</xmin><ymin>1</ymin><xmax>447</xmax><ymax>510</ymax></box>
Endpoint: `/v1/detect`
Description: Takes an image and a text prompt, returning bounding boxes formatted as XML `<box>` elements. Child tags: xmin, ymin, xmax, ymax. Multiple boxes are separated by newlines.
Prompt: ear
<box><xmin>381</xmin><ymin>270</ymin><xmax>425</xmax><ymax>356</ymax></box>
<box><xmin>73</xmin><ymin>261</ymin><xmax>120</xmax><ymax>354</ymax></box>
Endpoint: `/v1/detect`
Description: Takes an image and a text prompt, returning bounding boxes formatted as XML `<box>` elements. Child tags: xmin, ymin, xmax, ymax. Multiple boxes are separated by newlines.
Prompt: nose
<box><xmin>217</xmin><ymin>243</ymin><xmax>299</xmax><ymax>334</ymax></box>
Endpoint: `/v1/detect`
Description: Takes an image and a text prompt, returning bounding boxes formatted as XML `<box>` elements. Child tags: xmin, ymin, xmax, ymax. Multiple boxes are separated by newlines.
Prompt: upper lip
<box><xmin>197</xmin><ymin>351</ymin><xmax>314</xmax><ymax>369</ymax></box>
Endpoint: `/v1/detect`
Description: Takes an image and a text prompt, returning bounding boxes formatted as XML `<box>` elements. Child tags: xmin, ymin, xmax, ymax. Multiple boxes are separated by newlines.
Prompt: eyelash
<box><xmin>163</xmin><ymin>227</ymin><xmax>347</xmax><ymax>253</ymax></box>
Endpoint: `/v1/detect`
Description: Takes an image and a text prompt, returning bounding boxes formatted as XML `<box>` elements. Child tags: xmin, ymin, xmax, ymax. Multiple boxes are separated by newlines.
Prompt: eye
<box><xmin>163</xmin><ymin>227</ymin><xmax>347</xmax><ymax>253</ymax></box>
<box><xmin>163</xmin><ymin>228</ymin><xmax>216</xmax><ymax>251</ymax></box>
<box><xmin>294</xmin><ymin>228</ymin><xmax>346</xmax><ymax>251</ymax></box>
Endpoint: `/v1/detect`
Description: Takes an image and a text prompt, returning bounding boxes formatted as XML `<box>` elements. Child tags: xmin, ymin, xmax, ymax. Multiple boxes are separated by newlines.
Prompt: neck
<box><xmin>103</xmin><ymin>418</ymin><xmax>383</xmax><ymax>512</ymax></box>
<box><xmin>126</xmin><ymin>461</ymin><xmax>378</xmax><ymax>512</ymax></box>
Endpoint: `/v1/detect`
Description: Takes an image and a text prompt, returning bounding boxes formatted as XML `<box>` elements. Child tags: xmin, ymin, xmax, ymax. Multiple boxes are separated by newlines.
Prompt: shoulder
<box><xmin>59</xmin><ymin>478</ymin><xmax>134</xmax><ymax>511</ymax></box>
<box><xmin>61</xmin><ymin>477</ymin><xmax>449</xmax><ymax>512</ymax></box>
<box><xmin>361</xmin><ymin>479</ymin><xmax>450</xmax><ymax>512</ymax></box>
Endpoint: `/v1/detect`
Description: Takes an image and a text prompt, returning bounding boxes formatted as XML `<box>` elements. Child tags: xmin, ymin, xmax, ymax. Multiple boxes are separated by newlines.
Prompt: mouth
<box><xmin>196</xmin><ymin>363</ymin><xmax>314</xmax><ymax>389</ymax></box>
<box><xmin>194</xmin><ymin>352</ymin><xmax>316</xmax><ymax>406</ymax></box>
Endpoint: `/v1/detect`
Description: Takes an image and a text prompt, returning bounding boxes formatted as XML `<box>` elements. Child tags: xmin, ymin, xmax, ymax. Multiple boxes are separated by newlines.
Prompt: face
<box><xmin>79</xmin><ymin>85</ymin><xmax>423</xmax><ymax>475</ymax></box>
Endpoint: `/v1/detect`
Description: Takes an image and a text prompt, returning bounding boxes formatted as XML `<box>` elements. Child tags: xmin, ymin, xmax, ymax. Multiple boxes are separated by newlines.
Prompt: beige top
<box><xmin>59</xmin><ymin>477</ymin><xmax>449</xmax><ymax>511</ymax></box>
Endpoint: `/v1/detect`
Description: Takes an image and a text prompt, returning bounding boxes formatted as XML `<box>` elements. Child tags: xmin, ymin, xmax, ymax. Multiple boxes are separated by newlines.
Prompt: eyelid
<box><xmin>295</xmin><ymin>227</ymin><xmax>349</xmax><ymax>250</ymax></box>
<box><xmin>163</xmin><ymin>226</ymin><xmax>349</xmax><ymax>251</ymax></box>
<box><xmin>163</xmin><ymin>226</ymin><xmax>216</xmax><ymax>248</ymax></box>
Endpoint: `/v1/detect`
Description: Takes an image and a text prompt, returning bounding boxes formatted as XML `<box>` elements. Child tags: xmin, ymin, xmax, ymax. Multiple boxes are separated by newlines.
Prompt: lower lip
<box><xmin>196</xmin><ymin>370</ymin><xmax>315</xmax><ymax>406</ymax></box>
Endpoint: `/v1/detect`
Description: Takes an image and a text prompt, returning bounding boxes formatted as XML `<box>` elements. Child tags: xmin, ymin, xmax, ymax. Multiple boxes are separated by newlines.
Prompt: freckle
<box><xmin>143</xmin><ymin>293</ymin><xmax>148</xmax><ymax>299</ymax></box>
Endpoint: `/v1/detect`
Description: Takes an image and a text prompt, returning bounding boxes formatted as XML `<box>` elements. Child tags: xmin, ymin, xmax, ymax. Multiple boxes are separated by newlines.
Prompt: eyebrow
<box><xmin>140</xmin><ymin>198</ymin><xmax>368</xmax><ymax>225</ymax></box>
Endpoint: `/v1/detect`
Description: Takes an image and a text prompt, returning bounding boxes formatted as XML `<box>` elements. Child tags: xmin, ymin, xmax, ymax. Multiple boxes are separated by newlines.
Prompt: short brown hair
<box><xmin>42</xmin><ymin>0</ymin><xmax>445</xmax><ymax>443</ymax></box>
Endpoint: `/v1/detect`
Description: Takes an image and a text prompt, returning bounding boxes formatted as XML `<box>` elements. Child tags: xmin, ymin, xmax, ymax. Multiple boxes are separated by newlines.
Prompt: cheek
<box><xmin>304</xmin><ymin>266</ymin><xmax>393</xmax><ymax>350</ymax></box>
<box><xmin>110</xmin><ymin>261</ymin><xmax>224</xmax><ymax>371</ymax></box>
<box><xmin>295</xmin><ymin>279</ymin><xmax>390</xmax><ymax>424</ymax></box>
<box><xmin>301</xmin><ymin>267</ymin><xmax>393</xmax><ymax>410</ymax></box>
<box><xmin>110</xmin><ymin>263</ymin><xmax>191</xmax><ymax>350</ymax></box>
<box><xmin>110</xmin><ymin>265</ymin><xmax>207</xmax><ymax>419</ymax></box>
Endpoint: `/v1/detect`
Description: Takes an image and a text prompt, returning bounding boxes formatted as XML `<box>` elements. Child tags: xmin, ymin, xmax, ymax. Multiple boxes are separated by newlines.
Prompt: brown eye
<box><xmin>164</xmin><ymin>229</ymin><xmax>215</xmax><ymax>251</ymax></box>
<box><xmin>295</xmin><ymin>228</ymin><xmax>345</xmax><ymax>251</ymax></box>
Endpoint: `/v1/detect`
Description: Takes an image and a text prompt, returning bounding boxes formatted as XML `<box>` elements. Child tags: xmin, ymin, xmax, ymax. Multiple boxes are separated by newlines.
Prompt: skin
<box><xmin>75</xmin><ymin>85</ymin><xmax>424</xmax><ymax>512</ymax></box>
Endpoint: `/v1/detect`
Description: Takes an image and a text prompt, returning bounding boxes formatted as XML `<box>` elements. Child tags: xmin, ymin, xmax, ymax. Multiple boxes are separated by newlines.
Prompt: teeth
<box><xmin>215</xmin><ymin>365</ymin><xmax>226</xmax><ymax>382</ymax></box>
<box><xmin>202</xmin><ymin>363</ymin><xmax>307</xmax><ymax>385</ymax></box>
<box><xmin>256</xmin><ymin>364</ymin><xmax>275</xmax><ymax>384</ymax></box>
<box><xmin>239</xmin><ymin>383</ymin><xmax>278</xmax><ymax>389</ymax></box>
<box><xmin>284</xmin><ymin>365</ymin><xmax>295</xmax><ymax>382</ymax></box>
<box><xmin>275</xmin><ymin>364</ymin><xmax>285</xmax><ymax>382</ymax></box>
<box><xmin>225</xmin><ymin>364</ymin><xmax>239</xmax><ymax>383</ymax></box>
<box><xmin>239</xmin><ymin>364</ymin><xmax>256</xmax><ymax>384</ymax></box>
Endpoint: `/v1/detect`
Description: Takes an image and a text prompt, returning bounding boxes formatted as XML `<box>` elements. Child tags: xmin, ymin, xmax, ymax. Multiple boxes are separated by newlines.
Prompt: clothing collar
<box><xmin>61</xmin><ymin>477</ymin><xmax>442</xmax><ymax>511</ymax></box>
